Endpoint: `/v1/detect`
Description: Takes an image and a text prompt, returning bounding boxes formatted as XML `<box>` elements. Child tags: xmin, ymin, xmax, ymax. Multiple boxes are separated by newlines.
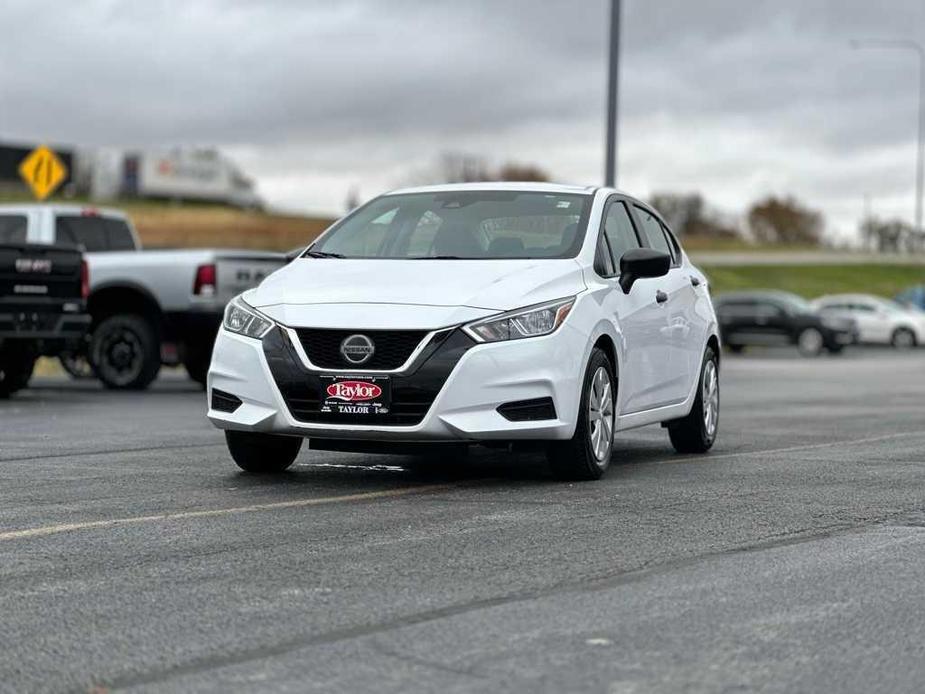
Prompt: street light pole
<box><xmin>851</xmin><ymin>39</ymin><xmax>925</xmax><ymax>242</ymax></box>
<box><xmin>605</xmin><ymin>0</ymin><xmax>622</xmax><ymax>187</ymax></box>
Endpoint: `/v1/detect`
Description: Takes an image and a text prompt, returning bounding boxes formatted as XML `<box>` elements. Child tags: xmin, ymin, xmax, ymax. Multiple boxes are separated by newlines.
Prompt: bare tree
<box><xmin>399</xmin><ymin>152</ymin><xmax>551</xmax><ymax>186</ymax></box>
<box><xmin>649</xmin><ymin>191</ymin><xmax>739</xmax><ymax>239</ymax></box>
<box><xmin>746</xmin><ymin>196</ymin><xmax>823</xmax><ymax>246</ymax></box>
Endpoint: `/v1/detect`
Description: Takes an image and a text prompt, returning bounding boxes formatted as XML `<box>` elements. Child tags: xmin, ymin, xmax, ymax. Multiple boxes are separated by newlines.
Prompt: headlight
<box><xmin>223</xmin><ymin>297</ymin><xmax>274</xmax><ymax>339</ymax></box>
<box><xmin>464</xmin><ymin>297</ymin><xmax>575</xmax><ymax>343</ymax></box>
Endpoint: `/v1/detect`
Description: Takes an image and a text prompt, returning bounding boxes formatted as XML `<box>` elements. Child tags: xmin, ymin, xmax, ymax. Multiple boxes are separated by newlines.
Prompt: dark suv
<box><xmin>713</xmin><ymin>290</ymin><xmax>857</xmax><ymax>356</ymax></box>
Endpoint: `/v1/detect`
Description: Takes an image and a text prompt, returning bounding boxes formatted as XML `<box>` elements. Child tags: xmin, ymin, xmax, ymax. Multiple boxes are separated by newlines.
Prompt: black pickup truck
<box><xmin>0</xmin><ymin>243</ymin><xmax>91</xmax><ymax>396</ymax></box>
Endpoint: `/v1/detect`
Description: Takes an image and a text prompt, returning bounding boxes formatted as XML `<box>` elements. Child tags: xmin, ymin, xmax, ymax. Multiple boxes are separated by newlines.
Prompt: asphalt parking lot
<box><xmin>1</xmin><ymin>349</ymin><xmax>924</xmax><ymax>693</ymax></box>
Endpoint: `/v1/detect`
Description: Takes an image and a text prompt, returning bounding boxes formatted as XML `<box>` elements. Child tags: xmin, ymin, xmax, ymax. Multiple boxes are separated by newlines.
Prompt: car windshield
<box><xmin>308</xmin><ymin>191</ymin><xmax>591</xmax><ymax>259</ymax></box>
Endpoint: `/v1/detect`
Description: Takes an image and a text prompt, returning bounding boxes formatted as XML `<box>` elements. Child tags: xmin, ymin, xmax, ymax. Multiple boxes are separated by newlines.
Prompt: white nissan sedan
<box><xmin>207</xmin><ymin>184</ymin><xmax>721</xmax><ymax>480</ymax></box>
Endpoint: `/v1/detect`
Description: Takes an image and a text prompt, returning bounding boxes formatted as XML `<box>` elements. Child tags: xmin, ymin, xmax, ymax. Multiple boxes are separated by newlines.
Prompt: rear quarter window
<box><xmin>55</xmin><ymin>215</ymin><xmax>135</xmax><ymax>252</ymax></box>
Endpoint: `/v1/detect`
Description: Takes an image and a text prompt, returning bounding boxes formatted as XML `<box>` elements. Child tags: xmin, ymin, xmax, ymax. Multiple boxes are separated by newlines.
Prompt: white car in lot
<box><xmin>207</xmin><ymin>184</ymin><xmax>721</xmax><ymax>480</ymax></box>
<box><xmin>812</xmin><ymin>293</ymin><xmax>925</xmax><ymax>349</ymax></box>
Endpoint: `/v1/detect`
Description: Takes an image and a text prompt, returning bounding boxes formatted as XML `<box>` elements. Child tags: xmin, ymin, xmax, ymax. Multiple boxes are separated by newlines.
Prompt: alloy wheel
<box><xmin>588</xmin><ymin>366</ymin><xmax>614</xmax><ymax>466</ymax></box>
<box><xmin>702</xmin><ymin>358</ymin><xmax>719</xmax><ymax>438</ymax></box>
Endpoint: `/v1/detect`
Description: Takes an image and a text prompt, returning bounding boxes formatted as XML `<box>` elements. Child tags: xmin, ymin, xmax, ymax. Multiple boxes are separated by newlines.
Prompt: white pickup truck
<box><xmin>0</xmin><ymin>204</ymin><xmax>286</xmax><ymax>389</ymax></box>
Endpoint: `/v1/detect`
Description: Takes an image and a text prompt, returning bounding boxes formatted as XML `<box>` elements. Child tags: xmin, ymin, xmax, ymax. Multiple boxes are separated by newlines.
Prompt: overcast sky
<box><xmin>3</xmin><ymin>0</ymin><xmax>925</xmax><ymax>239</ymax></box>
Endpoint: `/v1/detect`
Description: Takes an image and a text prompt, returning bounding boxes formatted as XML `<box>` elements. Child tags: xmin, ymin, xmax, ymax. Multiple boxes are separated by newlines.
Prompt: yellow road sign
<box><xmin>18</xmin><ymin>145</ymin><xmax>68</xmax><ymax>201</ymax></box>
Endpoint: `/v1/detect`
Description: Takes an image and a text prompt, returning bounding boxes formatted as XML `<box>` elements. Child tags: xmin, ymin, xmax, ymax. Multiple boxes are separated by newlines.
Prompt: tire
<box><xmin>0</xmin><ymin>343</ymin><xmax>37</xmax><ymax>398</ymax></box>
<box><xmin>90</xmin><ymin>314</ymin><xmax>161</xmax><ymax>390</ymax></box>
<box><xmin>797</xmin><ymin>327</ymin><xmax>825</xmax><ymax>357</ymax></box>
<box><xmin>225</xmin><ymin>430</ymin><xmax>302</xmax><ymax>473</ymax></box>
<box><xmin>891</xmin><ymin>327</ymin><xmax>917</xmax><ymax>350</ymax></box>
<box><xmin>667</xmin><ymin>346</ymin><xmax>719</xmax><ymax>454</ymax></box>
<box><xmin>59</xmin><ymin>351</ymin><xmax>94</xmax><ymax>379</ymax></box>
<box><xmin>546</xmin><ymin>347</ymin><xmax>616</xmax><ymax>481</ymax></box>
<box><xmin>183</xmin><ymin>347</ymin><xmax>211</xmax><ymax>388</ymax></box>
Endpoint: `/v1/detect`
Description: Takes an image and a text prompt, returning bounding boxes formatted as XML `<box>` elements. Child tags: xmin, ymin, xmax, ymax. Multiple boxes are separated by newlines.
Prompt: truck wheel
<box><xmin>183</xmin><ymin>347</ymin><xmax>212</xmax><ymax>388</ymax></box>
<box><xmin>225</xmin><ymin>431</ymin><xmax>302</xmax><ymax>473</ymax></box>
<box><xmin>546</xmin><ymin>347</ymin><xmax>616</xmax><ymax>481</ymax></box>
<box><xmin>59</xmin><ymin>352</ymin><xmax>94</xmax><ymax>379</ymax></box>
<box><xmin>0</xmin><ymin>343</ymin><xmax>37</xmax><ymax>398</ymax></box>
<box><xmin>90</xmin><ymin>314</ymin><xmax>161</xmax><ymax>390</ymax></box>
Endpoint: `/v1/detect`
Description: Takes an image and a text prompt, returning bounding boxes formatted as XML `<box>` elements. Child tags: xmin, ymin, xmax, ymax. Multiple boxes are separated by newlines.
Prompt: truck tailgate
<box><xmin>215</xmin><ymin>254</ymin><xmax>285</xmax><ymax>304</ymax></box>
<box><xmin>0</xmin><ymin>243</ymin><xmax>83</xmax><ymax>303</ymax></box>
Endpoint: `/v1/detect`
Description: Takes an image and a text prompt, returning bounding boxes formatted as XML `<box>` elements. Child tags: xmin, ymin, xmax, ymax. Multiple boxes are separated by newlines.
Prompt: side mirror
<box><xmin>618</xmin><ymin>248</ymin><xmax>671</xmax><ymax>294</ymax></box>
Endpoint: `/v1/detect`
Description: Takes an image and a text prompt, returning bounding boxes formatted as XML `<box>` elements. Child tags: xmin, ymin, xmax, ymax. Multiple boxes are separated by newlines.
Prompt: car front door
<box><xmin>594</xmin><ymin>197</ymin><xmax>669</xmax><ymax>414</ymax></box>
<box><xmin>631</xmin><ymin>205</ymin><xmax>694</xmax><ymax>407</ymax></box>
<box><xmin>853</xmin><ymin>301</ymin><xmax>893</xmax><ymax>343</ymax></box>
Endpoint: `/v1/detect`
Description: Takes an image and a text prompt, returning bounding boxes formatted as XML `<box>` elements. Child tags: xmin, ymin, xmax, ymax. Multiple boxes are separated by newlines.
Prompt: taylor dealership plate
<box><xmin>320</xmin><ymin>376</ymin><xmax>391</xmax><ymax>416</ymax></box>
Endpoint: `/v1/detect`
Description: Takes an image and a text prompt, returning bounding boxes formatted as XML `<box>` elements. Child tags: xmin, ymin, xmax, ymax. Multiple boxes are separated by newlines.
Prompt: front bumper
<box><xmin>207</xmin><ymin>323</ymin><xmax>586</xmax><ymax>442</ymax></box>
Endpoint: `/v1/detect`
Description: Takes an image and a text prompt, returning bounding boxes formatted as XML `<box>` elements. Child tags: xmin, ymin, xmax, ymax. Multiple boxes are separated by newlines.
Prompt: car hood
<box><xmin>249</xmin><ymin>258</ymin><xmax>586</xmax><ymax>310</ymax></box>
<box><xmin>247</xmin><ymin>258</ymin><xmax>587</xmax><ymax>329</ymax></box>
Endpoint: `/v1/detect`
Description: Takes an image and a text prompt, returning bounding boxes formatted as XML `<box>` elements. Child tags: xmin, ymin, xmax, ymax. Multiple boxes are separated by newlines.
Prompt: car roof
<box><xmin>714</xmin><ymin>290</ymin><xmax>803</xmax><ymax>302</ymax></box>
<box><xmin>384</xmin><ymin>182</ymin><xmax>600</xmax><ymax>196</ymax></box>
<box><xmin>814</xmin><ymin>293</ymin><xmax>884</xmax><ymax>303</ymax></box>
<box><xmin>0</xmin><ymin>203</ymin><xmax>129</xmax><ymax>220</ymax></box>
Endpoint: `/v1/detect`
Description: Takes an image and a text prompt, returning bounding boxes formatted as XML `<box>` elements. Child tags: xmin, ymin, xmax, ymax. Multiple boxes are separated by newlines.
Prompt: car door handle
<box><xmin>655</xmin><ymin>290</ymin><xmax>668</xmax><ymax>304</ymax></box>
<box><xmin>690</xmin><ymin>276</ymin><xmax>701</xmax><ymax>287</ymax></box>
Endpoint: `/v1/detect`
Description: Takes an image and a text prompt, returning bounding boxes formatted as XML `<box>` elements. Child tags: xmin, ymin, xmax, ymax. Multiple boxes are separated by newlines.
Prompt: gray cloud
<box><xmin>2</xmin><ymin>0</ymin><xmax>924</xmax><ymax>236</ymax></box>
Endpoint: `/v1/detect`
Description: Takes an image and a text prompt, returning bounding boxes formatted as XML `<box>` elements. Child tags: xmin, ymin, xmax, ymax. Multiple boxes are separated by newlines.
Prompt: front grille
<box><xmin>263</xmin><ymin>327</ymin><xmax>474</xmax><ymax>427</ymax></box>
<box><xmin>295</xmin><ymin>328</ymin><xmax>429</xmax><ymax>370</ymax></box>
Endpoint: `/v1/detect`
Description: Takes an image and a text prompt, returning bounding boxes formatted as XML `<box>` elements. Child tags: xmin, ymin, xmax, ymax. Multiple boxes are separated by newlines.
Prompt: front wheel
<box><xmin>546</xmin><ymin>347</ymin><xmax>616</xmax><ymax>481</ymax></box>
<box><xmin>891</xmin><ymin>328</ymin><xmax>917</xmax><ymax>350</ymax></box>
<box><xmin>667</xmin><ymin>346</ymin><xmax>719</xmax><ymax>454</ymax></box>
<box><xmin>226</xmin><ymin>430</ymin><xmax>302</xmax><ymax>473</ymax></box>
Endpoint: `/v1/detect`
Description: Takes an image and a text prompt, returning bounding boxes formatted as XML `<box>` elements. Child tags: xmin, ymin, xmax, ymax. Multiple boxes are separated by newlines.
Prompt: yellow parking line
<box><xmin>0</xmin><ymin>484</ymin><xmax>453</xmax><ymax>543</ymax></box>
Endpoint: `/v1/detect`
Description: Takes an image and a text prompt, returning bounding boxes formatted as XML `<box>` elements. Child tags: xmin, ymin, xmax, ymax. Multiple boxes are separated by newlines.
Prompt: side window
<box><xmin>0</xmin><ymin>215</ymin><xmax>27</xmax><ymax>244</ymax></box>
<box><xmin>633</xmin><ymin>206</ymin><xmax>673</xmax><ymax>259</ymax></box>
<box><xmin>717</xmin><ymin>300</ymin><xmax>754</xmax><ymax>318</ymax></box>
<box><xmin>660</xmin><ymin>222</ymin><xmax>681</xmax><ymax>264</ymax></box>
<box><xmin>55</xmin><ymin>216</ymin><xmax>109</xmax><ymax>251</ymax></box>
<box><xmin>601</xmin><ymin>200</ymin><xmax>640</xmax><ymax>268</ymax></box>
<box><xmin>755</xmin><ymin>301</ymin><xmax>785</xmax><ymax>318</ymax></box>
<box><xmin>595</xmin><ymin>233</ymin><xmax>615</xmax><ymax>276</ymax></box>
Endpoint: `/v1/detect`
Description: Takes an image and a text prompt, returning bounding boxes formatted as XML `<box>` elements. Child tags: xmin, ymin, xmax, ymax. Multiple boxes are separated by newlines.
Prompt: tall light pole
<box><xmin>605</xmin><ymin>0</ymin><xmax>622</xmax><ymax>187</ymax></box>
<box><xmin>851</xmin><ymin>39</ymin><xmax>925</xmax><ymax>241</ymax></box>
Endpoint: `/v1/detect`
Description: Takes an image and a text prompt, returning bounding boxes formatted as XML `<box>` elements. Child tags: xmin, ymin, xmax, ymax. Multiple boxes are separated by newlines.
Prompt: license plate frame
<box><xmin>319</xmin><ymin>375</ymin><xmax>391</xmax><ymax>417</ymax></box>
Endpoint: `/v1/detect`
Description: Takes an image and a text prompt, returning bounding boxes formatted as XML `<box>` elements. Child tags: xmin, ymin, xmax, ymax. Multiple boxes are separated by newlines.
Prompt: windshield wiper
<box><xmin>305</xmin><ymin>250</ymin><xmax>346</xmax><ymax>259</ymax></box>
<box><xmin>411</xmin><ymin>255</ymin><xmax>465</xmax><ymax>260</ymax></box>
